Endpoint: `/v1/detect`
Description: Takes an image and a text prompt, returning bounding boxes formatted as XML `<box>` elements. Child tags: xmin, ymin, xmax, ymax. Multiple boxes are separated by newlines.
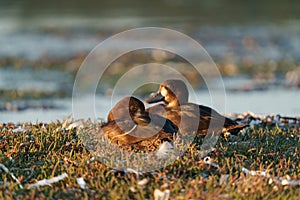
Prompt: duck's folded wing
<box><xmin>102</xmin><ymin>119</ymin><xmax>136</xmax><ymax>132</ymax></box>
<box><xmin>180</xmin><ymin>103</ymin><xmax>248</xmax><ymax>133</ymax></box>
<box><xmin>101</xmin><ymin>120</ymin><xmax>144</xmax><ymax>144</ymax></box>
<box><xmin>182</xmin><ymin>103</ymin><xmax>238</xmax><ymax>126</ymax></box>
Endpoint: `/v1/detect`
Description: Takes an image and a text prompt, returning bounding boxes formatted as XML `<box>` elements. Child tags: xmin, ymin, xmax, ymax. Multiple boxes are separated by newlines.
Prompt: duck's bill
<box><xmin>145</xmin><ymin>92</ymin><xmax>165</xmax><ymax>104</ymax></box>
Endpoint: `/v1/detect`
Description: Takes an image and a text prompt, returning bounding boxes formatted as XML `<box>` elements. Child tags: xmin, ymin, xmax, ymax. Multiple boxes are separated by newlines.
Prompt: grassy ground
<box><xmin>0</xmin><ymin>120</ymin><xmax>299</xmax><ymax>199</ymax></box>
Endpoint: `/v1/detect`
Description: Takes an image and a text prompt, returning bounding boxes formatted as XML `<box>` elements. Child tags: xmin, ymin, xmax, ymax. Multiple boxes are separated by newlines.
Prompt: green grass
<box><xmin>0</xmin><ymin>121</ymin><xmax>299</xmax><ymax>199</ymax></box>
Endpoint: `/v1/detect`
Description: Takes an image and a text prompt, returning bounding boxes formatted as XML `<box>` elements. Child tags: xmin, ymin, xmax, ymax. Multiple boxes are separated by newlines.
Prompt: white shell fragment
<box><xmin>154</xmin><ymin>188</ymin><xmax>170</xmax><ymax>200</ymax></box>
<box><xmin>28</xmin><ymin>173</ymin><xmax>68</xmax><ymax>188</ymax></box>
<box><xmin>12</xmin><ymin>126</ymin><xmax>29</xmax><ymax>133</ymax></box>
<box><xmin>76</xmin><ymin>177</ymin><xmax>87</xmax><ymax>189</ymax></box>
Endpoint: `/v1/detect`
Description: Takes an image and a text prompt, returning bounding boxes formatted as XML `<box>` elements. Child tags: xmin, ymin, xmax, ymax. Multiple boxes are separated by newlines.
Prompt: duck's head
<box><xmin>108</xmin><ymin>96</ymin><xmax>150</xmax><ymax>125</ymax></box>
<box><xmin>145</xmin><ymin>79</ymin><xmax>189</xmax><ymax>108</ymax></box>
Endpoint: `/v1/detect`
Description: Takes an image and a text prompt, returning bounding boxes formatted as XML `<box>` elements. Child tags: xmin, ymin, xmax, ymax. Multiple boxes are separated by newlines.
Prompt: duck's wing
<box><xmin>181</xmin><ymin>103</ymin><xmax>248</xmax><ymax>133</ymax></box>
<box><xmin>182</xmin><ymin>103</ymin><xmax>236</xmax><ymax>125</ymax></box>
<box><xmin>201</xmin><ymin>105</ymin><xmax>233</xmax><ymax>127</ymax></box>
<box><xmin>198</xmin><ymin>104</ymin><xmax>249</xmax><ymax>130</ymax></box>
<box><xmin>104</xmin><ymin>117</ymin><xmax>175</xmax><ymax>144</ymax></box>
<box><xmin>101</xmin><ymin>120</ymin><xmax>145</xmax><ymax>145</ymax></box>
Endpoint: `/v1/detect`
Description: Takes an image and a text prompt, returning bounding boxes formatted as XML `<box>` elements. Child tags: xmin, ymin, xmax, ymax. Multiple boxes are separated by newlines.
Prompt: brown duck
<box><xmin>145</xmin><ymin>79</ymin><xmax>248</xmax><ymax>135</ymax></box>
<box><xmin>101</xmin><ymin>96</ymin><xmax>178</xmax><ymax>150</ymax></box>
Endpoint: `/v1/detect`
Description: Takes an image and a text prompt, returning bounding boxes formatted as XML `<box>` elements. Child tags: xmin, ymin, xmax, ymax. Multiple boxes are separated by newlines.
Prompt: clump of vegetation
<box><xmin>0</xmin><ymin>89</ymin><xmax>68</xmax><ymax>101</ymax></box>
<box><xmin>0</xmin><ymin>120</ymin><xmax>299</xmax><ymax>199</ymax></box>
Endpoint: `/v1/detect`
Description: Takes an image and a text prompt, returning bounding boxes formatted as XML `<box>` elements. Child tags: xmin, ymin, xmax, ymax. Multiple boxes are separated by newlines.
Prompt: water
<box><xmin>1</xmin><ymin>1</ymin><xmax>300</xmax><ymax>123</ymax></box>
<box><xmin>1</xmin><ymin>87</ymin><xmax>299</xmax><ymax>123</ymax></box>
<box><xmin>1</xmin><ymin>23</ymin><xmax>300</xmax><ymax>63</ymax></box>
<box><xmin>0</xmin><ymin>68</ymin><xmax>72</xmax><ymax>91</ymax></box>
<box><xmin>1</xmin><ymin>65</ymin><xmax>298</xmax><ymax>123</ymax></box>
<box><xmin>1</xmin><ymin>1</ymin><xmax>300</xmax><ymax>63</ymax></box>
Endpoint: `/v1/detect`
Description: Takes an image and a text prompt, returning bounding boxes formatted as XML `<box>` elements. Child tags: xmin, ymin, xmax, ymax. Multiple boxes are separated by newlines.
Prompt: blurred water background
<box><xmin>1</xmin><ymin>0</ymin><xmax>300</xmax><ymax>123</ymax></box>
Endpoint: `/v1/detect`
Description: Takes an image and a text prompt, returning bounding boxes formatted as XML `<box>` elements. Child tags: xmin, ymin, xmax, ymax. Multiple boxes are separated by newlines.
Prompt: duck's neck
<box><xmin>165</xmin><ymin>100</ymin><xmax>180</xmax><ymax>108</ymax></box>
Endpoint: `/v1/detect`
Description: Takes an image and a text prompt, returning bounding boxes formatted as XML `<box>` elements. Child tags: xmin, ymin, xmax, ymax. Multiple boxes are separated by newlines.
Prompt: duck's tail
<box><xmin>223</xmin><ymin>119</ymin><xmax>248</xmax><ymax>135</ymax></box>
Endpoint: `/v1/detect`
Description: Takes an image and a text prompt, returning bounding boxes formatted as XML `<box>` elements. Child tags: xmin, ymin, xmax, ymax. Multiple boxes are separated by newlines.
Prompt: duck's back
<box><xmin>147</xmin><ymin>103</ymin><xmax>247</xmax><ymax>134</ymax></box>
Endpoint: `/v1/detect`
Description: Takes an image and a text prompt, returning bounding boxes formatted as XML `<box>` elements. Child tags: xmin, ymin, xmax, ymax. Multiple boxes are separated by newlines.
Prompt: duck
<box><xmin>100</xmin><ymin>96</ymin><xmax>178</xmax><ymax>151</ymax></box>
<box><xmin>144</xmin><ymin>79</ymin><xmax>248</xmax><ymax>135</ymax></box>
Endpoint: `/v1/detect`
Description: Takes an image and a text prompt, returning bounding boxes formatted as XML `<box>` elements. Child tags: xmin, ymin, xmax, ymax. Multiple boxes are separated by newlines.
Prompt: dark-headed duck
<box><xmin>145</xmin><ymin>80</ymin><xmax>247</xmax><ymax>135</ymax></box>
<box><xmin>101</xmin><ymin>96</ymin><xmax>178</xmax><ymax>150</ymax></box>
